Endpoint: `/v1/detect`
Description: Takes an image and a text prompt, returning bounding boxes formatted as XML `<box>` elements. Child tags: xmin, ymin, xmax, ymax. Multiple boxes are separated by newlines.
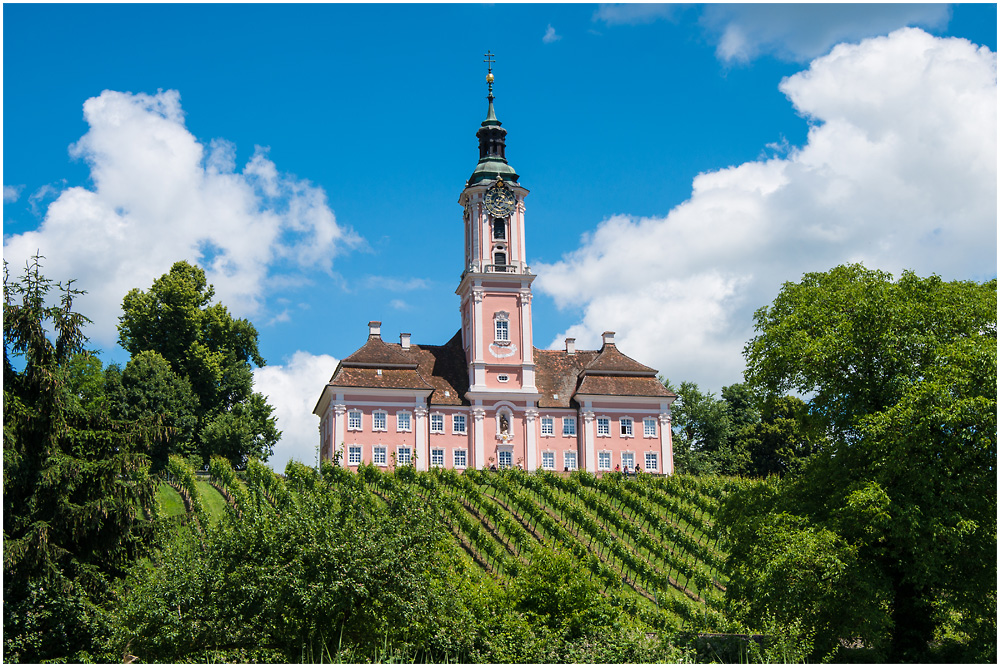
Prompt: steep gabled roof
<box><xmin>340</xmin><ymin>333</ymin><xmax>418</xmax><ymax>368</ymax></box>
<box><xmin>581</xmin><ymin>342</ymin><xmax>658</xmax><ymax>375</ymax></box>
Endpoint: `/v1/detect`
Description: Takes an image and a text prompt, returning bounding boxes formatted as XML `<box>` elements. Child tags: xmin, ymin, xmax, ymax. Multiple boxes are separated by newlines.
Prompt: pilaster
<box><xmin>333</xmin><ymin>403</ymin><xmax>347</xmax><ymax>467</ymax></box>
<box><xmin>415</xmin><ymin>406</ymin><xmax>429</xmax><ymax>472</ymax></box>
<box><xmin>582</xmin><ymin>410</ymin><xmax>596</xmax><ymax>472</ymax></box>
<box><xmin>473</xmin><ymin>407</ymin><xmax>486</xmax><ymax>468</ymax></box>
<box><xmin>525</xmin><ymin>407</ymin><xmax>538</xmax><ymax>471</ymax></box>
<box><xmin>659</xmin><ymin>412</ymin><xmax>674</xmax><ymax>475</ymax></box>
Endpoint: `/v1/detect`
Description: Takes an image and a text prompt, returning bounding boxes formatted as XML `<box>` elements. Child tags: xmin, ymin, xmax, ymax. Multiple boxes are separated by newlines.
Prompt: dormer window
<box><xmin>492</xmin><ymin>217</ymin><xmax>506</xmax><ymax>240</ymax></box>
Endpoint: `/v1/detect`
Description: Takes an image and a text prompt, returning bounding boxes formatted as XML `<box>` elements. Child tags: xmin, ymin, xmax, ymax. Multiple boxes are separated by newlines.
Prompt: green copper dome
<box><xmin>469</xmin><ymin>65</ymin><xmax>518</xmax><ymax>185</ymax></box>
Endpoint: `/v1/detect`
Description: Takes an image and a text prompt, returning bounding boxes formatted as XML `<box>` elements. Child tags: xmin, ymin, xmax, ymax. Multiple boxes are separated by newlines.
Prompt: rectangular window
<box><xmin>431</xmin><ymin>448</ymin><xmax>444</xmax><ymax>467</ymax></box>
<box><xmin>644</xmin><ymin>452</ymin><xmax>659</xmax><ymax>471</ymax></box>
<box><xmin>598</xmin><ymin>451</ymin><xmax>611</xmax><ymax>471</ymax></box>
<box><xmin>453</xmin><ymin>414</ymin><xmax>467</xmax><ymax>434</ymax></box>
<box><xmin>348</xmin><ymin>446</ymin><xmax>362</xmax><ymax>465</ymax></box>
<box><xmin>643</xmin><ymin>417</ymin><xmax>657</xmax><ymax>437</ymax></box>
<box><xmin>564</xmin><ymin>451</ymin><xmax>577</xmax><ymax>471</ymax></box>
<box><xmin>454</xmin><ymin>449</ymin><xmax>467</xmax><ymax>468</ymax></box>
<box><xmin>494</xmin><ymin>251</ymin><xmax>507</xmax><ymax>269</ymax></box>
<box><xmin>620</xmin><ymin>417</ymin><xmax>634</xmax><ymax>437</ymax></box>
<box><xmin>373</xmin><ymin>411</ymin><xmax>387</xmax><ymax>431</ymax></box>
<box><xmin>541</xmin><ymin>417</ymin><xmax>554</xmax><ymax>436</ymax></box>
<box><xmin>373</xmin><ymin>446</ymin><xmax>387</xmax><ymax>466</ymax></box>
<box><xmin>397</xmin><ymin>411</ymin><xmax>411</xmax><ymax>432</ymax></box>
<box><xmin>562</xmin><ymin>417</ymin><xmax>577</xmax><ymax>436</ymax></box>
<box><xmin>597</xmin><ymin>417</ymin><xmax>610</xmax><ymax>436</ymax></box>
<box><xmin>498</xmin><ymin>450</ymin><xmax>512</xmax><ymax>468</ymax></box>
<box><xmin>430</xmin><ymin>414</ymin><xmax>444</xmax><ymax>433</ymax></box>
<box><xmin>622</xmin><ymin>451</ymin><xmax>635</xmax><ymax>470</ymax></box>
<box><xmin>492</xmin><ymin>218</ymin><xmax>506</xmax><ymax>240</ymax></box>
<box><xmin>495</xmin><ymin>319</ymin><xmax>509</xmax><ymax>342</ymax></box>
<box><xmin>348</xmin><ymin>410</ymin><xmax>362</xmax><ymax>430</ymax></box>
<box><xmin>397</xmin><ymin>446</ymin><xmax>412</xmax><ymax>466</ymax></box>
<box><xmin>542</xmin><ymin>451</ymin><xmax>555</xmax><ymax>470</ymax></box>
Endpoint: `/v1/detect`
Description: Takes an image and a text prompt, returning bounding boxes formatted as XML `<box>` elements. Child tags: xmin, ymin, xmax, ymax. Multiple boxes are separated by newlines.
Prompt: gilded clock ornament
<box><xmin>484</xmin><ymin>179</ymin><xmax>517</xmax><ymax>217</ymax></box>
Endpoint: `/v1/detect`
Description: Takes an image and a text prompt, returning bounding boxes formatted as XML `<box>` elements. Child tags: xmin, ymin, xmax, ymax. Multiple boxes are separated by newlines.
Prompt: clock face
<box><xmin>484</xmin><ymin>183</ymin><xmax>517</xmax><ymax>217</ymax></box>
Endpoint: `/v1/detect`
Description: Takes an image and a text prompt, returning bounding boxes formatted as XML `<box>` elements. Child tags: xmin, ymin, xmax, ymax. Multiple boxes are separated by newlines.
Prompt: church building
<box><xmin>313</xmin><ymin>61</ymin><xmax>676</xmax><ymax>474</ymax></box>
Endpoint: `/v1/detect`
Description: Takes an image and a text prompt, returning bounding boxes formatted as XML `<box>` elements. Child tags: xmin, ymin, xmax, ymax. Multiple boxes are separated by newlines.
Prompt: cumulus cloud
<box><xmin>253</xmin><ymin>350</ymin><xmax>340</xmax><ymax>472</ymax></box>
<box><xmin>3</xmin><ymin>89</ymin><xmax>360</xmax><ymax>349</ymax></box>
<box><xmin>699</xmin><ymin>3</ymin><xmax>951</xmax><ymax>63</ymax></box>
<box><xmin>533</xmin><ymin>28</ymin><xmax>996</xmax><ymax>392</ymax></box>
<box><xmin>543</xmin><ymin>24</ymin><xmax>562</xmax><ymax>44</ymax></box>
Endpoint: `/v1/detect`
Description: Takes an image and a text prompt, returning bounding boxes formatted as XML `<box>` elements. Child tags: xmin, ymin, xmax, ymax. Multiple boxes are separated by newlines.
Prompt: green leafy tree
<box><xmin>664</xmin><ymin>379</ymin><xmax>748</xmax><ymax>475</ymax></box>
<box><xmin>729</xmin><ymin>264</ymin><xmax>996</xmax><ymax>661</ymax></box>
<box><xmin>118</xmin><ymin>261</ymin><xmax>279</xmax><ymax>467</ymax></box>
<box><xmin>3</xmin><ymin>257</ymin><xmax>158</xmax><ymax>663</ymax></box>
<box><xmin>106</xmin><ymin>350</ymin><xmax>200</xmax><ymax>472</ymax></box>
<box><xmin>734</xmin><ymin>395</ymin><xmax>822</xmax><ymax>477</ymax></box>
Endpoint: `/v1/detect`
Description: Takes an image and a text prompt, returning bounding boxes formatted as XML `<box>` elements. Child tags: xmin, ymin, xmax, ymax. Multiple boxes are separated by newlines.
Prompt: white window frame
<box><xmin>644</xmin><ymin>451</ymin><xmax>659</xmax><ymax>471</ymax></box>
<box><xmin>497</xmin><ymin>374</ymin><xmax>509</xmax><ymax>383</ymax></box>
<box><xmin>643</xmin><ymin>417</ymin><xmax>657</xmax><ymax>438</ymax></box>
<box><xmin>596</xmin><ymin>416</ymin><xmax>610</xmax><ymax>437</ymax></box>
<box><xmin>430</xmin><ymin>448</ymin><xmax>445</xmax><ymax>467</ymax></box>
<box><xmin>347</xmin><ymin>410</ymin><xmax>362</xmax><ymax>431</ymax></box>
<box><xmin>453</xmin><ymin>448</ymin><xmax>468</xmax><ymax>468</ymax></box>
<box><xmin>621</xmin><ymin>451</ymin><xmax>635</xmax><ymax>470</ymax></box>
<box><xmin>348</xmin><ymin>445</ymin><xmax>362</xmax><ymax>466</ymax></box>
<box><xmin>564</xmin><ymin>451</ymin><xmax>578</xmax><ymax>471</ymax></box>
<box><xmin>562</xmin><ymin>416</ymin><xmax>577</xmax><ymax>437</ymax></box>
<box><xmin>396</xmin><ymin>411</ymin><xmax>412</xmax><ymax>432</ymax></box>
<box><xmin>396</xmin><ymin>446</ymin><xmax>412</xmax><ymax>466</ymax></box>
<box><xmin>598</xmin><ymin>450</ymin><xmax>612</xmax><ymax>471</ymax></box>
<box><xmin>498</xmin><ymin>450</ymin><xmax>513</xmax><ymax>468</ymax></box>
<box><xmin>495</xmin><ymin>318</ymin><xmax>509</xmax><ymax>342</ymax></box>
<box><xmin>540</xmin><ymin>416</ymin><xmax>555</xmax><ymax>437</ymax></box>
<box><xmin>453</xmin><ymin>414</ymin><xmax>467</xmax><ymax>434</ymax></box>
<box><xmin>430</xmin><ymin>413</ymin><xmax>445</xmax><ymax>433</ymax></box>
<box><xmin>373</xmin><ymin>446</ymin><xmax>387</xmax><ymax>466</ymax></box>
<box><xmin>372</xmin><ymin>410</ymin><xmax>388</xmax><ymax>432</ymax></box>
<box><xmin>620</xmin><ymin>417</ymin><xmax>634</xmax><ymax>437</ymax></box>
<box><xmin>541</xmin><ymin>450</ymin><xmax>556</xmax><ymax>470</ymax></box>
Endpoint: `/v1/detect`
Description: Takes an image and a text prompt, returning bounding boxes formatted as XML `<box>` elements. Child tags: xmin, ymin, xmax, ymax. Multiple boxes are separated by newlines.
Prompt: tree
<box><xmin>663</xmin><ymin>379</ymin><xmax>749</xmax><ymax>475</ymax></box>
<box><xmin>118</xmin><ymin>261</ymin><xmax>279</xmax><ymax>466</ymax></box>
<box><xmin>105</xmin><ymin>350</ymin><xmax>200</xmax><ymax>472</ymax></box>
<box><xmin>733</xmin><ymin>395</ymin><xmax>822</xmax><ymax>477</ymax></box>
<box><xmin>4</xmin><ymin>256</ymin><xmax>158</xmax><ymax>662</ymax></box>
<box><xmin>728</xmin><ymin>264</ymin><xmax>996</xmax><ymax>660</ymax></box>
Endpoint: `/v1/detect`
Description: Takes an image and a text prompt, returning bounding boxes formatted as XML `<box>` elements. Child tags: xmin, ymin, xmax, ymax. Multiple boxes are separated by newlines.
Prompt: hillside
<box><xmin>163</xmin><ymin>460</ymin><xmax>739</xmax><ymax>636</ymax></box>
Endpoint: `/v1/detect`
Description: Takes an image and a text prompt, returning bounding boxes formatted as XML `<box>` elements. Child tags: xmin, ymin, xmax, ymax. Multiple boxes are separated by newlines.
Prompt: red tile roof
<box><xmin>326</xmin><ymin>332</ymin><xmax>675</xmax><ymax>406</ymax></box>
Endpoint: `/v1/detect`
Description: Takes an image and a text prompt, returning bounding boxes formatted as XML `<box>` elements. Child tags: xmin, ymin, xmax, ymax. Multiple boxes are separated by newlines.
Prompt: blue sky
<box><xmin>4</xmin><ymin>4</ymin><xmax>996</xmax><ymax>471</ymax></box>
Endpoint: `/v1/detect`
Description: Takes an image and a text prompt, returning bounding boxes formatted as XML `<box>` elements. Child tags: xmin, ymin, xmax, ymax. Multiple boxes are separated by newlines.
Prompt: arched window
<box><xmin>493</xmin><ymin>217</ymin><xmax>506</xmax><ymax>240</ymax></box>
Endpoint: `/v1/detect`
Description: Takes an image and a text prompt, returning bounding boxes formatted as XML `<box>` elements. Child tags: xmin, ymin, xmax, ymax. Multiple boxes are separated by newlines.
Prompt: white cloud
<box><xmin>543</xmin><ymin>24</ymin><xmax>562</xmax><ymax>44</ymax></box>
<box><xmin>533</xmin><ymin>28</ymin><xmax>997</xmax><ymax>392</ymax></box>
<box><xmin>253</xmin><ymin>350</ymin><xmax>340</xmax><ymax>472</ymax></box>
<box><xmin>593</xmin><ymin>4</ymin><xmax>681</xmax><ymax>26</ymax></box>
<box><xmin>3</xmin><ymin>89</ymin><xmax>360</xmax><ymax>349</ymax></box>
<box><xmin>700</xmin><ymin>3</ymin><xmax>951</xmax><ymax>63</ymax></box>
<box><xmin>3</xmin><ymin>185</ymin><xmax>23</xmax><ymax>202</ymax></box>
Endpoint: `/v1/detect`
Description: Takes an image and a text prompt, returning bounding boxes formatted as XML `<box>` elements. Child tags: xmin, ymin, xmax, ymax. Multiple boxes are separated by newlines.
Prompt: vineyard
<box><xmin>163</xmin><ymin>455</ymin><xmax>741</xmax><ymax>637</ymax></box>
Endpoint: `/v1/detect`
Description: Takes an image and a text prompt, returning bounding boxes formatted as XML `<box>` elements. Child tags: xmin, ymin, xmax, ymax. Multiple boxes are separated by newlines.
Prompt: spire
<box><xmin>469</xmin><ymin>51</ymin><xmax>518</xmax><ymax>185</ymax></box>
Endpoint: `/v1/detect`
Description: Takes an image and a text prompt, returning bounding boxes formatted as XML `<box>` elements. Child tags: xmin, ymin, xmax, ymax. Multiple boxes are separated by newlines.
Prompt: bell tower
<box><xmin>456</xmin><ymin>53</ymin><xmax>538</xmax><ymax>403</ymax></box>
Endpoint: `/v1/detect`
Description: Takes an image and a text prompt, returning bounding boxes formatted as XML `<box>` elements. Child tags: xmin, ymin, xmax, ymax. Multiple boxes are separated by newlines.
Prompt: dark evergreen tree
<box><xmin>3</xmin><ymin>256</ymin><xmax>158</xmax><ymax>662</ymax></box>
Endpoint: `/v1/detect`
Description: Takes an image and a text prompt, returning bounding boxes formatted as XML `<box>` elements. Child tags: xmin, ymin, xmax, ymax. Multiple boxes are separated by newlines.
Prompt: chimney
<box><xmin>368</xmin><ymin>321</ymin><xmax>382</xmax><ymax>338</ymax></box>
<box><xmin>602</xmin><ymin>331</ymin><xmax>615</xmax><ymax>347</ymax></box>
<box><xmin>400</xmin><ymin>332</ymin><xmax>411</xmax><ymax>350</ymax></box>
<box><xmin>565</xmin><ymin>337</ymin><xmax>576</xmax><ymax>355</ymax></box>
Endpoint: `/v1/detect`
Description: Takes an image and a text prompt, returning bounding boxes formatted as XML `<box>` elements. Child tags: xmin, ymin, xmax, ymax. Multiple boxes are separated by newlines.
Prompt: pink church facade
<box><xmin>314</xmin><ymin>67</ymin><xmax>676</xmax><ymax>475</ymax></box>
